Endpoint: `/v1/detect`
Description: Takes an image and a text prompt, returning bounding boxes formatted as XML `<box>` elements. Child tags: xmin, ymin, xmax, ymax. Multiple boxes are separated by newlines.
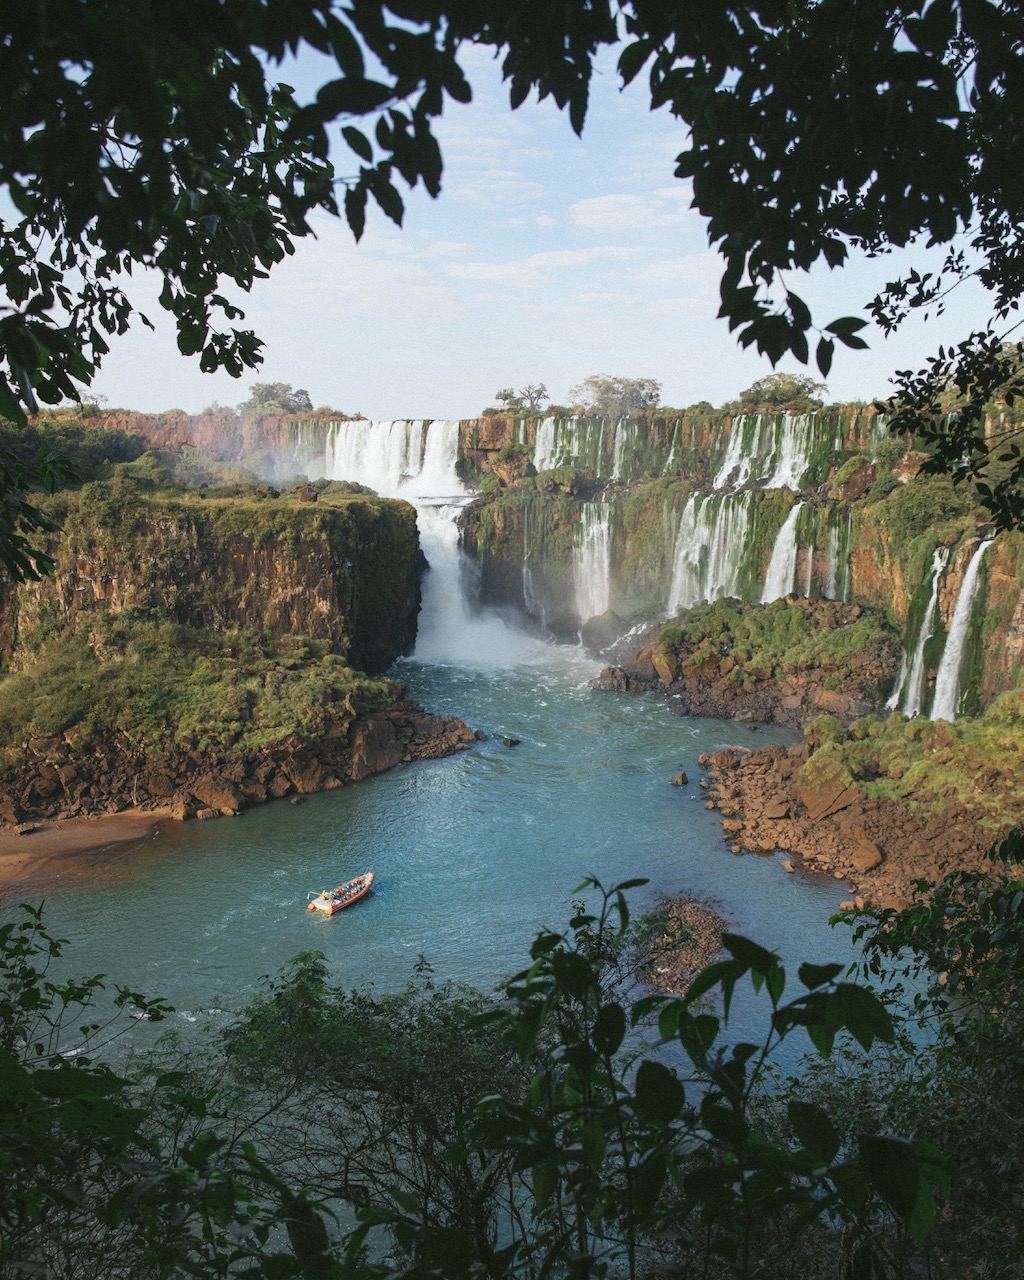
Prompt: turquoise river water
<box><xmin>0</xmin><ymin>622</ymin><xmax>855</xmax><ymax>1050</ymax></box>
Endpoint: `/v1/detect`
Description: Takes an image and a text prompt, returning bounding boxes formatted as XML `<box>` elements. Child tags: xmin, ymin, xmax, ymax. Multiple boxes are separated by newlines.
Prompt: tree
<box><xmin>4</xmin><ymin>0</ymin><xmax>1024</xmax><ymax>583</ymax></box>
<box><xmin>0</xmin><ymin>905</ymin><xmax>329</xmax><ymax>1278</ymax></box>
<box><xmin>494</xmin><ymin>387</ymin><xmax>524</xmax><ymax>412</ymax></box>
<box><xmin>519</xmin><ymin>382</ymin><xmax>549</xmax><ymax>414</ymax></box>
<box><xmin>237</xmin><ymin>382</ymin><xmax>314</xmax><ymax>416</ymax></box>
<box><xmin>494</xmin><ymin>383</ymin><xmax>549</xmax><ymax>415</ymax></box>
<box><xmin>733</xmin><ymin>372</ymin><xmax>828</xmax><ymax>414</ymax></box>
<box><xmin>569</xmin><ymin>374</ymin><xmax>662</xmax><ymax>418</ymax></box>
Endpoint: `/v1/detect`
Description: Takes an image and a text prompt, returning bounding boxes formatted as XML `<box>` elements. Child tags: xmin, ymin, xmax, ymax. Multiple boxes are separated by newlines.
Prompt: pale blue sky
<box><xmin>93</xmin><ymin>45</ymin><xmax>994</xmax><ymax>418</ymax></box>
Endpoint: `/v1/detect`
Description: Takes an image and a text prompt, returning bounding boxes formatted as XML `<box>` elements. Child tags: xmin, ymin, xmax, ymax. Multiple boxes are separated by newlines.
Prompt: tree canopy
<box><xmin>237</xmin><ymin>382</ymin><xmax>314</xmax><ymax>415</ymax></box>
<box><xmin>494</xmin><ymin>383</ymin><xmax>549</xmax><ymax>415</ymax></box>
<box><xmin>732</xmin><ymin>372</ymin><xmax>828</xmax><ymax>415</ymax></box>
<box><xmin>3</xmin><ymin>0</ymin><xmax>1024</xmax><ymax>578</ymax></box>
<box><xmin>570</xmin><ymin>374</ymin><xmax>663</xmax><ymax>418</ymax></box>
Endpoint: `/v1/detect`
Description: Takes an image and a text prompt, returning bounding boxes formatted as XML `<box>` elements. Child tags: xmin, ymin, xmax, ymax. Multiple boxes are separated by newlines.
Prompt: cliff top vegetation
<box><xmin>0</xmin><ymin>616</ymin><xmax>395</xmax><ymax>771</ymax></box>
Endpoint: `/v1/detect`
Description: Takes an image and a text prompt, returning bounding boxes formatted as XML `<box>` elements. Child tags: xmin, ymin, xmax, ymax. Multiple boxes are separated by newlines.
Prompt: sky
<box><xmin>91</xmin><ymin>44</ymin><xmax>994</xmax><ymax>420</ymax></box>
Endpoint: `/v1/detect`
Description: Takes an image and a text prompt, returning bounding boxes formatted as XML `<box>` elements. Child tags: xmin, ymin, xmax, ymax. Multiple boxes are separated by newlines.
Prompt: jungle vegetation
<box><xmin>5</xmin><ymin>850</ymin><xmax>1024</xmax><ymax>1278</ymax></box>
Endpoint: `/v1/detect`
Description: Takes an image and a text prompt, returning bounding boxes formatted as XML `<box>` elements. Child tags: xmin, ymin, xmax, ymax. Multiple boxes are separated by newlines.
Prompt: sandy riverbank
<box><xmin>0</xmin><ymin>810</ymin><xmax>173</xmax><ymax>888</ymax></box>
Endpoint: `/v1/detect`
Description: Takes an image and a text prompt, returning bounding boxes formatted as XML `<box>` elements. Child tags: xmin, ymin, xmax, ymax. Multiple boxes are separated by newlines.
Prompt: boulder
<box><xmin>671</xmin><ymin>770</ymin><xmax>688</xmax><ymax>787</ymax></box>
<box><xmin>237</xmin><ymin>778</ymin><xmax>269</xmax><ymax>805</ymax></box>
<box><xmin>762</xmin><ymin>796</ymin><xmax>792</xmax><ymax>819</ymax></box>
<box><xmin>147</xmin><ymin>771</ymin><xmax>177</xmax><ymax>798</ymax></box>
<box><xmin>652</xmin><ymin>650</ymin><xmax>680</xmax><ymax>684</ymax></box>
<box><xmin>190</xmin><ymin>772</ymin><xmax>245</xmax><ymax>815</ymax></box>
<box><xmin>347</xmin><ymin>713</ymin><xmax>403</xmax><ymax>781</ymax></box>
<box><xmin>851</xmin><ymin>841</ymin><xmax>884</xmax><ymax>873</ymax></box>
<box><xmin>798</xmin><ymin>780</ymin><xmax>861</xmax><ymax>822</ymax></box>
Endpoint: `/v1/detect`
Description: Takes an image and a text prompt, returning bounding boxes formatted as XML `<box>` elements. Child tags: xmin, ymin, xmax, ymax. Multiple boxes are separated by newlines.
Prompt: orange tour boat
<box><xmin>307</xmin><ymin>872</ymin><xmax>375</xmax><ymax>915</ymax></box>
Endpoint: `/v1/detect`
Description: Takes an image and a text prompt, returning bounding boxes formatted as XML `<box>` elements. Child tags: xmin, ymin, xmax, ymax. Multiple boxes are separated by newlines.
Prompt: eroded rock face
<box><xmin>2</xmin><ymin>489</ymin><xmax>421</xmax><ymax>675</ymax></box>
<box><xmin>698</xmin><ymin>743</ymin><xmax>1001</xmax><ymax>909</ymax></box>
<box><xmin>0</xmin><ymin>697</ymin><xmax>479</xmax><ymax>827</ymax></box>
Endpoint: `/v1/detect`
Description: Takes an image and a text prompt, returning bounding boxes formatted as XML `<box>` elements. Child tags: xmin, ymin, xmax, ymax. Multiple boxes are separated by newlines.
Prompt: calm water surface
<box><xmin>0</xmin><ymin>632</ymin><xmax>853</xmax><ymax>1049</ymax></box>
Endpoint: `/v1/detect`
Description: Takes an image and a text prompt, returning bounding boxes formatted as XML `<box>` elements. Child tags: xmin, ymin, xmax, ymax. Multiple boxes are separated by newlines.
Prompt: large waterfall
<box><xmin>317</xmin><ymin>419</ymin><xmax>463</xmax><ymax>498</ymax></box>
<box><xmin>302</xmin><ymin>419</ymin><xmax>531</xmax><ymax>664</ymax></box>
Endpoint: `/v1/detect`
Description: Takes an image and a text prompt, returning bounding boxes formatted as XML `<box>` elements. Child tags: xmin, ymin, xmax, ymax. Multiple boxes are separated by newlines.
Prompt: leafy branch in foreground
<box><xmin>337</xmin><ymin>879</ymin><xmax>948</xmax><ymax>1280</ymax></box>
<box><xmin>5</xmin><ymin>876</ymin><xmax>974</xmax><ymax>1278</ymax></box>
<box><xmin>0</xmin><ymin>904</ymin><xmax>334</xmax><ymax>1278</ymax></box>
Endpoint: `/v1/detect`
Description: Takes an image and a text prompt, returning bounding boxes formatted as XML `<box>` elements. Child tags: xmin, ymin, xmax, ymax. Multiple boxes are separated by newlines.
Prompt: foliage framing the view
<box><xmin>2</xmin><ymin>881</ymin><xmax>960</xmax><ymax>1278</ymax></box>
<box><xmin>2</xmin><ymin>1</ymin><xmax>1024</xmax><ymax>580</ymax></box>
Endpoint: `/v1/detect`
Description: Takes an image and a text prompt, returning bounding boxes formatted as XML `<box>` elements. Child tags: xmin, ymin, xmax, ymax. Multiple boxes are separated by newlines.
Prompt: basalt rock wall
<box><xmin>2</xmin><ymin>486</ymin><xmax>421</xmax><ymax>674</ymax></box>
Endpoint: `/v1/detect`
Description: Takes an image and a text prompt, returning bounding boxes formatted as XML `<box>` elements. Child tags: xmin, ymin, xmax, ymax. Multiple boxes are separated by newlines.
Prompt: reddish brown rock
<box><xmin>798</xmin><ymin>781</ymin><xmax>860</xmax><ymax>822</ymax></box>
<box><xmin>189</xmin><ymin>773</ymin><xmax>245</xmax><ymax>816</ymax></box>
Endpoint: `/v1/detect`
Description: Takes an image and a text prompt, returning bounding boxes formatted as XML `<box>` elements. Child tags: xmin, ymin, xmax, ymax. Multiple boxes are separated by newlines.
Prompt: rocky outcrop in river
<box><xmin>699</xmin><ymin>739</ymin><xmax>1001</xmax><ymax>909</ymax></box>
<box><xmin>590</xmin><ymin>598</ymin><xmax>901</xmax><ymax>729</ymax></box>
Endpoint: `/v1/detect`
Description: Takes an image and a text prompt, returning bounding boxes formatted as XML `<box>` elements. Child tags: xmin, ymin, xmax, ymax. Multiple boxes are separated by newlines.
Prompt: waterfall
<box><xmin>761</xmin><ymin>504</ymin><xmax>804</xmax><ymax>602</ymax></box>
<box><xmin>900</xmin><ymin>548</ymin><xmax>948</xmax><ymax>717</ymax></box>
<box><xmin>313</xmin><ymin>419</ymin><xmax>533</xmax><ymax>664</ymax></box>
<box><xmin>824</xmin><ymin>523</ymin><xmax>840</xmax><ymax>599</ymax></box>
<box><xmin>885</xmin><ymin>651</ymin><xmax>908</xmax><ymax>711</ymax></box>
<box><xmin>765</xmin><ymin>414</ymin><xmax>814</xmax><ymax>489</ymax></box>
<box><xmin>533</xmin><ymin>416</ymin><xmax>607</xmax><ymax>474</ymax></box>
<box><xmin>319</xmin><ymin>419</ymin><xmax>464</xmax><ymax>500</ymax></box>
<box><xmin>667</xmin><ymin>492</ymin><xmax>751</xmax><ymax>612</ymax></box>
<box><xmin>930</xmin><ymin>539</ymin><xmax>993</xmax><ymax>721</ymax></box>
<box><xmin>713</xmin><ymin>413</ymin><xmax>838</xmax><ymax>492</ymax></box>
<box><xmin>611</xmin><ymin>420</ymin><xmax>635</xmax><ymax>481</ymax></box>
<box><xmin>573</xmin><ymin>503</ymin><xmax>613</xmax><ymax>625</ymax></box>
<box><xmin>713</xmin><ymin>415</ymin><xmax>761</xmax><ymax>490</ymax></box>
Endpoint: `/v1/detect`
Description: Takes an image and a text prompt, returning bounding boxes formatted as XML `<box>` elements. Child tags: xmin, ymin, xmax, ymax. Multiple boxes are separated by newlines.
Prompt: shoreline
<box><xmin>0</xmin><ymin>810</ymin><xmax>173</xmax><ymax>888</ymax></box>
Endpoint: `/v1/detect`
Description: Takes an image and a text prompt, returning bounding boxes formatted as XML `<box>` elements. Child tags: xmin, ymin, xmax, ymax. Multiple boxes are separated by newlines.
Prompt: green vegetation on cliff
<box><xmin>660</xmin><ymin>598</ymin><xmax>897</xmax><ymax>688</ymax></box>
<box><xmin>8</xmin><ymin>479</ymin><xmax>421</xmax><ymax>674</ymax></box>
<box><xmin>795</xmin><ymin>695</ymin><xmax>1024</xmax><ymax>837</ymax></box>
<box><xmin>0</xmin><ymin>615</ymin><xmax>395</xmax><ymax>771</ymax></box>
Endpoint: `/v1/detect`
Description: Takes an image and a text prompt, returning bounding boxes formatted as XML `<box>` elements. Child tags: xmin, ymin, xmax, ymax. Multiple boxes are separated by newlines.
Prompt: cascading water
<box><xmin>765</xmin><ymin>414</ymin><xmax>814</xmax><ymax>489</ymax></box>
<box><xmin>885</xmin><ymin>652</ymin><xmax>909</xmax><ymax>712</ymax></box>
<box><xmin>667</xmin><ymin>493</ymin><xmax>751</xmax><ymax>613</ymax></box>
<box><xmin>312</xmin><ymin>419</ymin><xmax>531</xmax><ymax>665</ymax></box>
<box><xmin>930</xmin><ymin>539</ymin><xmax>993</xmax><ymax>722</ymax></box>
<box><xmin>824</xmin><ymin>523</ymin><xmax>840</xmax><ymax>600</ymax></box>
<box><xmin>611</xmin><ymin>420</ymin><xmax>635</xmax><ymax>481</ymax></box>
<box><xmin>761</xmin><ymin>504</ymin><xmax>804</xmax><ymax>602</ymax></box>
<box><xmin>899</xmin><ymin>548</ymin><xmax>948</xmax><ymax>717</ymax></box>
<box><xmin>713</xmin><ymin>413</ymin><xmax>841</xmax><ymax>493</ymax></box>
<box><xmin>713</xmin><ymin>415</ymin><xmax>761</xmax><ymax>490</ymax></box>
<box><xmin>320</xmin><ymin>419</ymin><xmax>461</xmax><ymax>495</ymax></box>
<box><xmin>532</xmin><ymin>416</ymin><xmax>607</xmax><ymax>474</ymax></box>
<box><xmin>573</xmin><ymin>504</ymin><xmax>612</xmax><ymax>626</ymax></box>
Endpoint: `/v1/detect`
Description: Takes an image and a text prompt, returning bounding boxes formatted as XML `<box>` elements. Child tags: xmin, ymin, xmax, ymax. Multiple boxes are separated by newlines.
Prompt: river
<box><xmin>0</xmin><ymin>439</ymin><xmax>858</xmax><ymax>1052</ymax></box>
<box><xmin>0</xmin><ymin>617</ymin><xmax>852</xmax><ymax>1048</ymax></box>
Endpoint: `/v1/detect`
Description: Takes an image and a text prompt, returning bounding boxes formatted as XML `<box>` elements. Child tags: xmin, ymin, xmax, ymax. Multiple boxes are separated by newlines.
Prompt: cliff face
<box><xmin>61</xmin><ymin>409</ymin><xmax>1024</xmax><ymax>716</ymax></box>
<box><xmin>4</xmin><ymin>484</ymin><xmax>421</xmax><ymax>674</ymax></box>
<box><xmin>85</xmin><ymin>410</ymin><xmax>351</xmax><ymax>471</ymax></box>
